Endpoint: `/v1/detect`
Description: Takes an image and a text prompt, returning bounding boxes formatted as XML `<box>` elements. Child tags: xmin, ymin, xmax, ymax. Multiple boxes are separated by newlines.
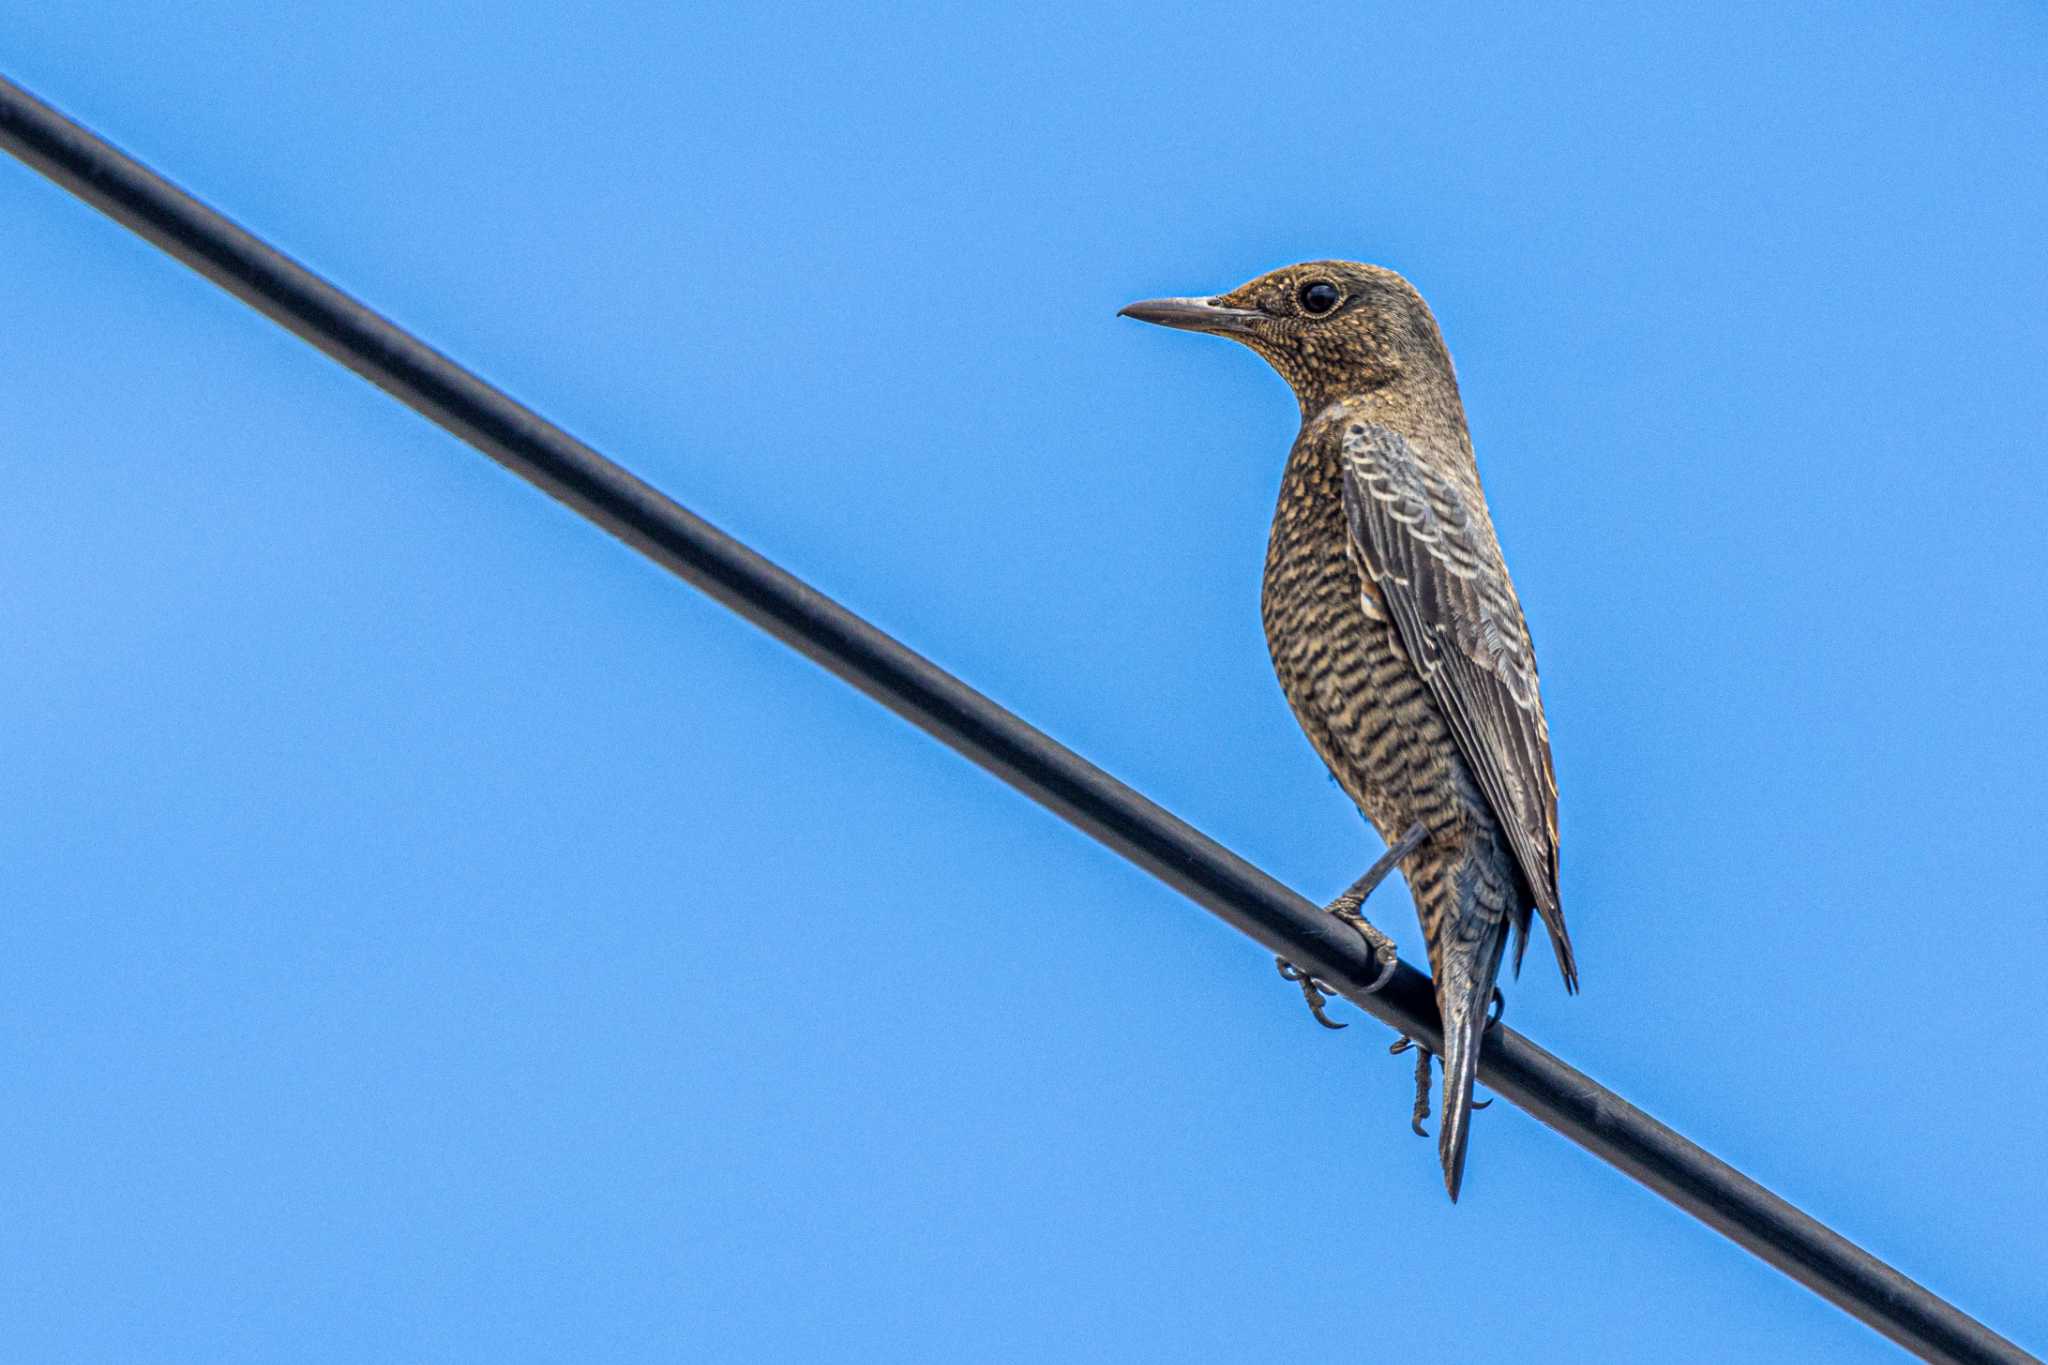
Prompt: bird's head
<box><xmin>1120</xmin><ymin>260</ymin><xmax>1453</xmax><ymax>417</ymax></box>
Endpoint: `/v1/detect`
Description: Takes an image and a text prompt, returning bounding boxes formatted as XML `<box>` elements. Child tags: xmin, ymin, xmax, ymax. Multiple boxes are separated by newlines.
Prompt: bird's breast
<box><xmin>1260</xmin><ymin>437</ymin><xmax>1459</xmax><ymax>839</ymax></box>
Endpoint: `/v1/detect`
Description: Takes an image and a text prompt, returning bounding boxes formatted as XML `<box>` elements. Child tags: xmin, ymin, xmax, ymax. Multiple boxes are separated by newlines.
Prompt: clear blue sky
<box><xmin>4</xmin><ymin>6</ymin><xmax>2044</xmax><ymax>1361</ymax></box>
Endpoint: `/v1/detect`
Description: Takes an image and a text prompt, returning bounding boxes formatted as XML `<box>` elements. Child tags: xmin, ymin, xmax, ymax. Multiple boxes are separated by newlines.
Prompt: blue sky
<box><xmin>4</xmin><ymin>5</ymin><xmax>2045</xmax><ymax>1361</ymax></box>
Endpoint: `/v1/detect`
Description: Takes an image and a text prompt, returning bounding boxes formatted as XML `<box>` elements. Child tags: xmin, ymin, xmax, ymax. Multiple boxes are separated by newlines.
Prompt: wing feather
<box><xmin>1335</xmin><ymin>420</ymin><xmax>1576</xmax><ymax>989</ymax></box>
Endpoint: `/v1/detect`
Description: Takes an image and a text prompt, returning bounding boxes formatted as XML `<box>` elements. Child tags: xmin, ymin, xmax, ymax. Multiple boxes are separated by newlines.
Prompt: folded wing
<box><xmin>1336</xmin><ymin>421</ymin><xmax>1576</xmax><ymax>989</ymax></box>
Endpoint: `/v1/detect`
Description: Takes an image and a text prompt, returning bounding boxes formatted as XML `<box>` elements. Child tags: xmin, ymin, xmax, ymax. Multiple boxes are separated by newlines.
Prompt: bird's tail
<box><xmin>1433</xmin><ymin>910</ymin><xmax>1510</xmax><ymax>1204</ymax></box>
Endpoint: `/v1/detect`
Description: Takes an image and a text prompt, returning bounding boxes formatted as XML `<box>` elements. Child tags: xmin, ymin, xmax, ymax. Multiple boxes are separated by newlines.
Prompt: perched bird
<box><xmin>1121</xmin><ymin>262</ymin><xmax>1575</xmax><ymax>1199</ymax></box>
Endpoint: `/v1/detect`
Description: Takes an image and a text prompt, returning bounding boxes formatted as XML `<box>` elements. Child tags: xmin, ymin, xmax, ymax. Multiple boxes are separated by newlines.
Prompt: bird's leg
<box><xmin>1275</xmin><ymin>822</ymin><xmax>1429</xmax><ymax>1027</ymax></box>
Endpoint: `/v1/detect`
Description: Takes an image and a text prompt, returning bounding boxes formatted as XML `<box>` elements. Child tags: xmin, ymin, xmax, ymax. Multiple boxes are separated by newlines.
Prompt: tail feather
<box><xmin>1535</xmin><ymin>895</ymin><xmax>1578</xmax><ymax>994</ymax></box>
<box><xmin>1436</xmin><ymin>920</ymin><xmax>1509</xmax><ymax>1203</ymax></box>
<box><xmin>1508</xmin><ymin>902</ymin><xmax>1531</xmax><ymax>978</ymax></box>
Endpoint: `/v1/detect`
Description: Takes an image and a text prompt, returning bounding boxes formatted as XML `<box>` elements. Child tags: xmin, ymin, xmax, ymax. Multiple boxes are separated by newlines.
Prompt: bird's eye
<box><xmin>1298</xmin><ymin>281</ymin><xmax>1342</xmax><ymax>316</ymax></box>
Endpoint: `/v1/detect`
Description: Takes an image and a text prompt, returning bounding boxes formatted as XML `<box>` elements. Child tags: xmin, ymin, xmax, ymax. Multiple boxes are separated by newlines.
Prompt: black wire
<box><xmin>0</xmin><ymin>73</ymin><xmax>2033</xmax><ymax>1365</ymax></box>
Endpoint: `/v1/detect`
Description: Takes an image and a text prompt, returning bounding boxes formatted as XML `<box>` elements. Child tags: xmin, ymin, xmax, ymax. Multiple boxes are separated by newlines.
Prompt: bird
<box><xmin>1120</xmin><ymin>261</ymin><xmax>1575</xmax><ymax>1200</ymax></box>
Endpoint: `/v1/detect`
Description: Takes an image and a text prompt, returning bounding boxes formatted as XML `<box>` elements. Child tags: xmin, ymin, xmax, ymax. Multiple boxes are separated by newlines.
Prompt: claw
<box><xmin>1276</xmin><ymin>958</ymin><xmax>1348</xmax><ymax>1029</ymax></box>
<box><xmin>1488</xmin><ymin>986</ymin><xmax>1506</xmax><ymax>1025</ymax></box>
<box><xmin>1332</xmin><ymin>907</ymin><xmax>1400</xmax><ymax>993</ymax></box>
<box><xmin>1367</xmin><ymin>958</ymin><xmax>1396</xmax><ymax>992</ymax></box>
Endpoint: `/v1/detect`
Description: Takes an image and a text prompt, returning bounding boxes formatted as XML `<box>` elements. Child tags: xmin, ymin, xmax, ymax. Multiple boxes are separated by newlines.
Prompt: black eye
<box><xmin>1298</xmin><ymin>281</ymin><xmax>1341</xmax><ymax>315</ymax></box>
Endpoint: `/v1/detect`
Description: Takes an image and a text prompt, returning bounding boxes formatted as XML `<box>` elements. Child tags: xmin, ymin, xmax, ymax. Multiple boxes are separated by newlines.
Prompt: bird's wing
<box><xmin>1336</xmin><ymin>420</ymin><xmax>1575</xmax><ymax>988</ymax></box>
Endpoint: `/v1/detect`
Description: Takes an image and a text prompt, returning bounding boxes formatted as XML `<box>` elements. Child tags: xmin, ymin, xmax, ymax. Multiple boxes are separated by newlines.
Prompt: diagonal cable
<box><xmin>0</xmin><ymin>74</ymin><xmax>2033</xmax><ymax>1365</ymax></box>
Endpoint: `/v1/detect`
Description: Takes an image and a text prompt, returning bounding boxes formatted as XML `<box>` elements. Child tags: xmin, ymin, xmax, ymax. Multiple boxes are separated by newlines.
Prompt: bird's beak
<box><xmin>1117</xmin><ymin>295</ymin><xmax>1260</xmax><ymax>336</ymax></box>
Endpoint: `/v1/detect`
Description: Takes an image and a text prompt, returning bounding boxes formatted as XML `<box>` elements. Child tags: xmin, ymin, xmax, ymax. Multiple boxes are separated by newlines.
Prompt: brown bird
<box><xmin>1121</xmin><ymin>261</ymin><xmax>1575</xmax><ymax>1200</ymax></box>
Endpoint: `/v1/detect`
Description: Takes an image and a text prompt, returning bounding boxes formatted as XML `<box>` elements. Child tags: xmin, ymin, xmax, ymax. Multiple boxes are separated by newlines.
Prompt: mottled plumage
<box><xmin>1122</xmin><ymin>261</ymin><xmax>1574</xmax><ymax>1200</ymax></box>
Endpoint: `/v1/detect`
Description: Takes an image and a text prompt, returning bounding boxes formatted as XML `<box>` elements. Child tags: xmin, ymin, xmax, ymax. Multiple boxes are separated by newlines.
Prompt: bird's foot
<box><xmin>1390</xmin><ymin>1037</ymin><xmax>1435</xmax><ymax>1135</ymax></box>
<box><xmin>1273</xmin><ymin>910</ymin><xmax>1395</xmax><ymax>1028</ymax></box>
<box><xmin>1275</xmin><ymin>959</ymin><xmax>1349</xmax><ymax>1029</ymax></box>
<box><xmin>1274</xmin><ymin>822</ymin><xmax>1428</xmax><ymax>1027</ymax></box>
<box><xmin>1387</xmin><ymin>1037</ymin><xmax>1484</xmax><ymax>1131</ymax></box>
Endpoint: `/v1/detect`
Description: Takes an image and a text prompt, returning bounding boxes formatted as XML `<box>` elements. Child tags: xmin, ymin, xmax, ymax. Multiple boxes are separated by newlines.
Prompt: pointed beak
<box><xmin>1117</xmin><ymin>295</ymin><xmax>1260</xmax><ymax>336</ymax></box>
